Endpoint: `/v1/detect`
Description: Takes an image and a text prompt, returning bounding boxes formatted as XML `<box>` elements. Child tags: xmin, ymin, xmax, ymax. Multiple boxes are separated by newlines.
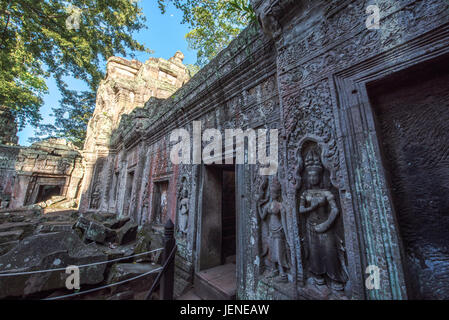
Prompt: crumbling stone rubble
<box><xmin>0</xmin><ymin>209</ymin><xmax>164</xmax><ymax>299</ymax></box>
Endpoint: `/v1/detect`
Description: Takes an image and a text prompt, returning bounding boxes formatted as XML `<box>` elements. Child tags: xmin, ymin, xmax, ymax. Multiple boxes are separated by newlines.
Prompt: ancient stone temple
<box><xmin>78</xmin><ymin>52</ymin><xmax>190</xmax><ymax>213</ymax></box>
<box><xmin>0</xmin><ymin>138</ymin><xmax>83</xmax><ymax>210</ymax></box>
<box><xmin>74</xmin><ymin>0</ymin><xmax>449</xmax><ymax>300</ymax></box>
<box><xmin>1</xmin><ymin>0</ymin><xmax>449</xmax><ymax>301</ymax></box>
<box><xmin>0</xmin><ymin>52</ymin><xmax>190</xmax><ymax>211</ymax></box>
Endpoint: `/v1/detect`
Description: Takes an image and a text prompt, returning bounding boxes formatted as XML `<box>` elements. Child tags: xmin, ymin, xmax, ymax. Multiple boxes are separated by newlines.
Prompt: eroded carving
<box><xmin>177</xmin><ymin>175</ymin><xmax>190</xmax><ymax>237</ymax></box>
<box><xmin>90</xmin><ymin>183</ymin><xmax>101</xmax><ymax>210</ymax></box>
<box><xmin>296</xmin><ymin>141</ymin><xmax>348</xmax><ymax>291</ymax></box>
<box><xmin>253</xmin><ymin>0</ymin><xmax>298</xmax><ymax>38</ymax></box>
<box><xmin>259</xmin><ymin>177</ymin><xmax>291</xmax><ymax>283</ymax></box>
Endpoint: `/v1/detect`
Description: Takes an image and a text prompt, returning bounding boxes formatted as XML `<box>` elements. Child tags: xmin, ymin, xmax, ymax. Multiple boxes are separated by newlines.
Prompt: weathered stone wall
<box><xmin>251</xmin><ymin>0</ymin><xmax>449</xmax><ymax>300</ymax></box>
<box><xmin>79</xmin><ymin>52</ymin><xmax>190</xmax><ymax>213</ymax></box>
<box><xmin>90</xmin><ymin>24</ymin><xmax>278</xmax><ymax>297</ymax></box>
<box><xmin>78</xmin><ymin>0</ymin><xmax>449</xmax><ymax>300</ymax></box>
<box><xmin>0</xmin><ymin>146</ymin><xmax>20</xmax><ymax>208</ymax></box>
<box><xmin>1</xmin><ymin>139</ymin><xmax>84</xmax><ymax>209</ymax></box>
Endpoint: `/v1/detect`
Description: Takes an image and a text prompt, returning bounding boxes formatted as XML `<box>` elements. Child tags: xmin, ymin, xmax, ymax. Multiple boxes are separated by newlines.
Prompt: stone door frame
<box><xmin>25</xmin><ymin>174</ymin><xmax>68</xmax><ymax>206</ymax></box>
<box><xmin>195</xmin><ymin>164</ymin><xmax>241</xmax><ymax>275</ymax></box>
<box><xmin>151</xmin><ymin>177</ymin><xmax>170</xmax><ymax>225</ymax></box>
<box><xmin>332</xmin><ymin>24</ymin><xmax>449</xmax><ymax>299</ymax></box>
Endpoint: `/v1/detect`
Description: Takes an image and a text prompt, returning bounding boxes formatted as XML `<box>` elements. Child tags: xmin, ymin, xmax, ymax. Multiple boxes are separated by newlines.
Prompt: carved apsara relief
<box><xmin>89</xmin><ymin>158</ymin><xmax>105</xmax><ymax>209</ymax></box>
<box><xmin>256</xmin><ymin>175</ymin><xmax>292</xmax><ymax>283</ymax></box>
<box><xmin>295</xmin><ymin>141</ymin><xmax>348</xmax><ymax>291</ymax></box>
<box><xmin>177</xmin><ymin>174</ymin><xmax>190</xmax><ymax>238</ymax></box>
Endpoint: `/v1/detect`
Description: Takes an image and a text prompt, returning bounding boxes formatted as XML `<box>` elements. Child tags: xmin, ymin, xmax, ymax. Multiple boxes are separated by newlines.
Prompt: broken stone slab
<box><xmin>84</xmin><ymin>220</ymin><xmax>117</xmax><ymax>245</ymax></box>
<box><xmin>133</xmin><ymin>224</ymin><xmax>163</xmax><ymax>264</ymax></box>
<box><xmin>0</xmin><ymin>231</ymin><xmax>107</xmax><ymax>299</ymax></box>
<box><xmin>38</xmin><ymin>222</ymin><xmax>74</xmax><ymax>234</ymax></box>
<box><xmin>0</xmin><ymin>212</ymin><xmax>10</xmax><ymax>224</ymax></box>
<box><xmin>104</xmin><ymin>217</ymin><xmax>131</xmax><ymax>230</ymax></box>
<box><xmin>0</xmin><ymin>230</ymin><xmax>23</xmax><ymax>243</ymax></box>
<box><xmin>43</xmin><ymin>199</ymin><xmax>78</xmax><ymax>213</ymax></box>
<box><xmin>106</xmin><ymin>263</ymin><xmax>160</xmax><ymax>295</ymax></box>
<box><xmin>96</xmin><ymin>242</ymin><xmax>137</xmax><ymax>261</ymax></box>
<box><xmin>73</xmin><ymin>214</ymin><xmax>138</xmax><ymax>246</ymax></box>
<box><xmin>116</xmin><ymin>221</ymin><xmax>138</xmax><ymax>245</ymax></box>
<box><xmin>107</xmin><ymin>290</ymin><xmax>134</xmax><ymax>300</ymax></box>
<box><xmin>0</xmin><ymin>222</ymin><xmax>35</xmax><ymax>239</ymax></box>
<box><xmin>74</xmin><ymin>216</ymin><xmax>117</xmax><ymax>245</ymax></box>
<box><xmin>39</xmin><ymin>210</ymin><xmax>78</xmax><ymax>223</ymax></box>
<box><xmin>89</xmin><ymin>212</ymin><xmax>117</xmax><ymax>223</ymax></box>
<box><xmin>73</xmin><ymin>215</ymin><xmax>90</xmax><ymax>232</ymax></box>
<box><xmin>37</xmin><ymin>196</ymin><xmax>66</xmax><ymax>209</ymax></box>
<box><xmin>8</xmin><ymin>210</ymin><xmax>41</xmax><ymax>223</ymax></box>
<box><xmin>0</xmin><ymin>240</ymin><xmax>19</xmax><ymax>256</ymax></box>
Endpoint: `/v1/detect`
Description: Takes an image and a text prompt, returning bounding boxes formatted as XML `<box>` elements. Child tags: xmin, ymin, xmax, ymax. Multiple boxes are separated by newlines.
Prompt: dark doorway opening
<box><xmin>368</xmin><ymin>53</ymin><xmax>449</xmax><ymax>299</ymax></box>
<box><xmin>222</xmin><ymin>167</ymin><xmax>236</xmax><ymax>264</ymax></box>
<box><xmin>124</xmin><ymin>171</ymin><xmax>135</xmax><ymax>216</ymax></box>
<box><xmin>152</xmin><ymin>180</ymin><xmax>169</xmax><ymax>225</ymax></box>
<box><xmin>35</xmin><ymin>185</ymin><xmax>62</xmax><ymax>203</ymax></box>
<box><xmin>196</xmin><ymin>164</ymin><xmax>237</xmax><ymax>300</ymax></box>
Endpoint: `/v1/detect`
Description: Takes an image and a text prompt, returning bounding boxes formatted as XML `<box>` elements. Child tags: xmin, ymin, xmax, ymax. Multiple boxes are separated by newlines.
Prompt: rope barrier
<box><xmin>0</xmin><ymin>248</ymin><xmax>164</xmax><ymax>277</ymax></box>
<box><xmin>44</xmin><ymin>266</ymin><xmax>164</xmax><ymax>300</ymax></box>
<box><xmin>145</xmin><ymin>244</ymin><xmax>177</xmax><ymax>300</ymax></box>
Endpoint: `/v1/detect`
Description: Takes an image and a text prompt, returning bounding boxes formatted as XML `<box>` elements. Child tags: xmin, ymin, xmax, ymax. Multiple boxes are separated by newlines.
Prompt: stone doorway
<box><xmin>35</xmin><ymin>185</ymin><xmax>62</xmax><ymax>203</ymax></box>
<box><xmin>123</xmin><ymin>171</ymin><xmax>135</xmax><ymax>216</ymax></box>
<box><xmin>25</xmin><ymin>176</ymin><xmax>67</xmax><ymax>205</ymax></box>
<box><xmin>368</xmin><ymin>53</ymin><xmax>449</xmax><ymax>299</ymax></box>
<box><xmin>196</xmin><ymin>164</ymin><xmax>237</xmax><ymax>300</ymax></box>
<box><xmin>152</xmin><ymin>180</ymin><xmax>169</xmax><ymax>226</ymax></box>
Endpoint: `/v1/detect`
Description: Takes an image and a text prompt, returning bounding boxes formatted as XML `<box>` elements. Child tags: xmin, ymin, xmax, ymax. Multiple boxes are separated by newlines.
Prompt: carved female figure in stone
<box><xmin>90</xmin><ymin>183</ymin><xmax>101</xmax><ymax>210</ymax></box>
<box><xmin>298</xmin><ymin>147</ymin><xmax>347</xmax><ymax>291</ymax></box>
<box><xmin>259</xmin><ymin>177</ymin><xmax>290</xmax><ymax>282</ymax></box>
<box><xmin>178</xmin><ymin>187</ymin><xmax>189</xmax><ymax>237</ymax></box>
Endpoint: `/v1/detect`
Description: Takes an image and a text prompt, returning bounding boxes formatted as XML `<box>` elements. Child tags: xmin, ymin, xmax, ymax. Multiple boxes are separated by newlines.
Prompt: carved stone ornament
<box><xmin>295</xmin><ymin>139</ymin><xmax>348</xmax><ymax>291</ymax></box>
<box><xmin>252</xmin><ymin>0</ymin><xmax>299</xmax><ymax>38</ymax></box>
<box><xmin>177</xmin><ymin>175</ymin><xmax>190</xmax><ymax>237</ymax></box>
<box><xmin>258</xmin><ymin>176</ymin><xmax>291</xmax><ymax>283</ymax></box>
<box><xmin>90</xmin><ymin>183</ymin><xmax>101</xmax><ymax>210</ymax></box>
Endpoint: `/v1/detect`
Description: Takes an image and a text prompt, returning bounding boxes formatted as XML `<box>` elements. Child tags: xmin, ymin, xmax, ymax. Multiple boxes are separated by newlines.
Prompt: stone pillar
<box><xmin>129</xmin><ymin>142</ymin><xmax>146</xmax><ymax>222</ymax></box>
<box><xmin>100</xmin><ymin>153</ymin><xmax>116</xmax><ymax>213</ymax></box>
<box><xmin>78</xmin><ymin>152</ymin><xmax>96</xmax><ymax>212</ymax></box>
<box><xmin>137</xmin><ymin>147</ymin><xmax>152</xmax><ymax>225</ymax></box>
<box><xmin>66</xmin><ymin>159</ymin><xmax>84</xmax><ymax>201</ymax></box>
<box><xmin>116</xmin><ymin>158</ymin><xmax>128</xmax><ymax>217</ymax></box>
<box><xmin>10</xmin><ymin>173</ymin><xmax>31</xmax><ymax>208</ymax></box>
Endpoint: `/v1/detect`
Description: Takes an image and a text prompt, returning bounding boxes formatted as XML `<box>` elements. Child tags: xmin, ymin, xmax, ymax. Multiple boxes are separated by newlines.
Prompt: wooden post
<box><xmin>160</xmin><ymin>219</ymin><xmax>175</xmax><ymax>300</ymax></box>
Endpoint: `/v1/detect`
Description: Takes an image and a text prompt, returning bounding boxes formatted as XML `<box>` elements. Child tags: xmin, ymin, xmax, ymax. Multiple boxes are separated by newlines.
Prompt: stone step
<box><xmin>0</xmin><ymin>230</ymin><xmax>24</xmax><ymax>243</ymax></box>
<box><xmin>194</xmin><ymin>263</ymin><xmax>236</xmax><ymax>300</ymax></box>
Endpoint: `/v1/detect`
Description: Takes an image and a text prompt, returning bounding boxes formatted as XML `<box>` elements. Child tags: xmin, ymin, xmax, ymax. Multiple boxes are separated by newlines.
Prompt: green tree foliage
<box><xmin>0</xmin><ymin>0</ymin><xmax>149</xmax><ymax>147</ymax></box>
<box><xmin>158</xmin><ymin>0</ymin><xmax>255</xmax><ymax>67</ymax></box>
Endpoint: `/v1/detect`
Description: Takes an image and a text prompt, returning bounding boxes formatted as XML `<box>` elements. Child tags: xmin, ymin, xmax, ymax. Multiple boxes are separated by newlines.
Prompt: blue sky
<box><xmin>18</xmin><ymin>1</ymin><xmax>197</xmax><ymax>146</ymax></box>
